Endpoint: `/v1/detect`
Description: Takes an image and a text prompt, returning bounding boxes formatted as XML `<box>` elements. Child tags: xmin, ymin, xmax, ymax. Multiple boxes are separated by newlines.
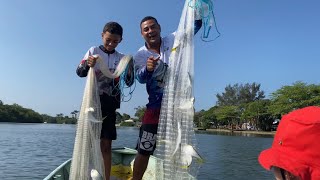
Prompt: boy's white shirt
<box><xmin>83</xmin><ymin>46</ymin><xmax>125</xmax><ymax>95</ymax></box>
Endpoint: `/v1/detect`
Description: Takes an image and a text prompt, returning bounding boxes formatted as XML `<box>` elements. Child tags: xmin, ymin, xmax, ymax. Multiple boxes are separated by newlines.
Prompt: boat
<box><xmin>43</xmin><ymin>147</ymin><xmax>162</xmax><ymax>180</ymax></box>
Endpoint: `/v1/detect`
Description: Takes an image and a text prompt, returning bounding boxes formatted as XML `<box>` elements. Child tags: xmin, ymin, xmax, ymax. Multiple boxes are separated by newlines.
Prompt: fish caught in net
<box><xmin>154</xmin><ymin>0</ymin><xmax>211</xmax><ymax>179</ymax></box>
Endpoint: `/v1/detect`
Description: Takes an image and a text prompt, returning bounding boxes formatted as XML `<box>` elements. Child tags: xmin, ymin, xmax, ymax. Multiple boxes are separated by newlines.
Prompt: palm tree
<box><xmin>56</xmin><ymin>113</ymin><xmax>64</xmax><ymax>123</ymax></box>
<box><xmin>71</xmin><ymin>111</ymin><xmax>75</xmax><ymax>119</ymax></box>
<box><xmin>71</xmin><ymin>110</ymin><xmax>79</xmax><ymax>119</ymax></box>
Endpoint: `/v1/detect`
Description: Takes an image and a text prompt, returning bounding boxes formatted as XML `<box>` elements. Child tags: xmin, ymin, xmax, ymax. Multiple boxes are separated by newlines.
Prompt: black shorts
<box><xmin>99</xmin><ymin>93</ymin><xmax>118</xmax><ymax>140</ymax></box>
<box><xmin>100</xmin><ymin>110</ymin><xmax>117</xmax><ymax>140</ymax></box>
<box><xmin>136</xmin><ymin>124</ymin><xmax>158</xmax><ymax>155</ymax></box>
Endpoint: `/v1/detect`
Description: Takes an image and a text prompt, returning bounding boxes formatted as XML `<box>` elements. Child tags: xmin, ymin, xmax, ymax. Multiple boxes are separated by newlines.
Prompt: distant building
<box><xmin>242</xmin><ymin>123</ymin><xmax>254</xmax><ymax>130</ymax></box>
<box><xmin>271</xmin><ymin>119</ymin><xmax>280</xmax><ymax>131</ymax></box>
<box><xmin>124</xmin><ymin>119</ymin><xmax>134</xmax><ymax>123</ymax></box>
<box><xmin>121</xmin><ymin>119</ymin><xmax>135</xmax><ymax>126</ymax></box>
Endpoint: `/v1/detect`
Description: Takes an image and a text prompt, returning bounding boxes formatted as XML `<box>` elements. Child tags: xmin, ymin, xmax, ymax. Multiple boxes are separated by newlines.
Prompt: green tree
<box><xmin>269</xmin><ymin>82</ymin><xmax>320</xmax><ymax>116</ymax></box>
<box><xmin>116</xmin><ymin>112</ymin><xmax>123</xmax><ymax>124</ymax></box>
<box><xmin>0</xmin><ymin>101</ymin><xmax>78</xmax><ymax>124</ymax></box>
<box><xmin>0</xmin><ymin>103</ymin><xmax>43</xmax><ymax>123</ymax></box>
<box><xmin>196</xmin><ymin>107</ymin><xmax>219</xmax><ymax>128</ymax></box>
<box><xmin>56</xmin><ymin>113</ymin><xmax>64</xmax><ymax>124</ymax></box>
<box><xmin>42</xmin><ymin>114</ymin><xmax>57</xmax><ymax>123</ymax></box>
<box><xmin>134</xmin><ymin>106</ymin><xmax>146</xmax><ymax>122</ymax></box>
<box><xmin>0</xmin><ymin>105</ymin><xmax>10</xmax><ymax>122</ymax></box>
<box><xmin>70</xmin><ymin>111</ymin><xmax>75</xmax><ymax>119</ymax></box>
<box><xmin>122</xmin><ymin>113</ymin><xmax>131</xmax><ymax>121</ymax></box>
<box><xmin>64</xmin><ymin>117</ymin><xmax>77</xmax><ymax>124</ymax></box>
<box><xmin>242</xmin><ymin>99</ymin><xmax>272</xmax><ymax>130</ymax></box>
<box><xmin>71</xmin><ymin>110</ymin><xmax>79</xmax><ymax>119</ymax></box>
<box><xmin>216</xmin><ymin>83</ymin><xmax>265</xmax><ymax>106</ymax></box>
<box><xmin>215</xmin><ymin>105</ymin><xmax>240</xmax><ymax>128</ymax></box>
<box><xmin>194</xmin><ymin>109</ymin><xmax>205</xmax><ymax>127</ymax></box>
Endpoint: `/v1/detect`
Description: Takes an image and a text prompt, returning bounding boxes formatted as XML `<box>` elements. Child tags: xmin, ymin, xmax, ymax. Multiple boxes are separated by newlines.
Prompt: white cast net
<box><xmin>69</xmin><ymin>55</ymin><xmax>133</xmax><ymax>180</ymax></box>
<box><xmin>69</xmin><ymin>66</ymin><xmax>104</xmax><ymax>180</ymax></box>
<box><xmin>154</xmin><ymin>0</ymin><xmax>203</xmax><ymax>179</ymax></box>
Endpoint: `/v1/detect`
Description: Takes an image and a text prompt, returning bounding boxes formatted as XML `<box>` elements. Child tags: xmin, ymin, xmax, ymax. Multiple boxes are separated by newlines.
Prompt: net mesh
<box><xmin>154</xmin><ymin>0</ymin><xmax>201</xmax><ymax>179</ymax></box>
<box><xmin>69</xmin><ymin>55</ymin><xmax>133</xmax><ymax>180</ymax></box>
<box><xmin>69</xmin><ymin>67</ymin><xmax>104</xmax><ymax>180</ymax></box>
<box><xmin>192</xmin><ymin>0</ymin><xmax>220</xmax><ymax>41</ymax></box>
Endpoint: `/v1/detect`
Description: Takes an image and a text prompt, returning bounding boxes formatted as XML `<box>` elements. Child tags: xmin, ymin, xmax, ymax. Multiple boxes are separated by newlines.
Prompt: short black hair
<box><xmin>103</xmin><ymin>22</ymin><xmax>123</xmax><ymax>37</ymax></box>
<box><xmin>140</xmin><ymin>16</ymin><xmax>159</xmax><ymax>26</ymax></box>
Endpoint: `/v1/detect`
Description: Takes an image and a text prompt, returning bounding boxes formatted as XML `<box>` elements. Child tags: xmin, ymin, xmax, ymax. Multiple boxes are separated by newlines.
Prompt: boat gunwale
<box><xmin>43</xmin><ymin>158</ymin><xmax>71</xmax><ymax>180</ymax></box>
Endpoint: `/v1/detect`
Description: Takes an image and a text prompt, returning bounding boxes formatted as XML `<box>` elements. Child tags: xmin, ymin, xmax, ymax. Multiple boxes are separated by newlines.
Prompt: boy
<box><xmin>76</xmin><ymin>21</ymin><xmax>133</xmax><ymax>180</ymax></box>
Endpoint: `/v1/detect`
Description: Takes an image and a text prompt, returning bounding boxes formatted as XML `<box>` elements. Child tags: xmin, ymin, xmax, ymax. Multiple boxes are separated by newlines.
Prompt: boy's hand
<box><xmin>87</xmin><ymin>55</ymin><xmax>99</xmax><ymax>67</ymax></box>
<box><xmin>146</xmin><ymin>56</ymin><xmax>160</xmax><ymax>72</ymax></box>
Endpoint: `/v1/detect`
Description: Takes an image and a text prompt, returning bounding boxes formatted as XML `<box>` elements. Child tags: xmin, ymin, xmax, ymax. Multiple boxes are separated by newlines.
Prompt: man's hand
<box><xmin>146</xmin><ymin>55</ymin><xmax>160</xmax><ymax>72</ymax></box>
<box><xmin>87</xmin><ymin>55</ymin><xmax>99</xmax><ymax>67</ymax></box>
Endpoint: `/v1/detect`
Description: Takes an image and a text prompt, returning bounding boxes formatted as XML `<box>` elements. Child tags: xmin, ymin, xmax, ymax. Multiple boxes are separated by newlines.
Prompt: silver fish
<box><xmin>91</xmin><ymin>169</ymin><xmax>103</xmax><ymax>180</ymax></box>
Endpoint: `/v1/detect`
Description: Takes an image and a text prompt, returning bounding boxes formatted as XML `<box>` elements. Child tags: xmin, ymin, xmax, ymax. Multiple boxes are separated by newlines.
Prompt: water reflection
<box><xmin>195</xmin><ymin>130</ymin><xmax>275</xmax><ymax>138</ymax></box>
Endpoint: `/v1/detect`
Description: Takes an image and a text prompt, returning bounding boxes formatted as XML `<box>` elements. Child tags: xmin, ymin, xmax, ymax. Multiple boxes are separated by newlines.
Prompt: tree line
<box><xmin>2</xmin><ymin>81</ymin><xmax>319</xmax><ymax>129</ymax></box>
<box><xmin>0</xmin><ymin>99</ymin><xmax>135</xmax><ymax>125</ymax></box>
<box><xmin>192</xmin><ymin>81</ymin><xmax>320</xmax><ymax>131</ymax></box>
<box><xmin>0</xmin><ymin>101</ymin><xmax>78</xmax><ymax>124</ymax></box>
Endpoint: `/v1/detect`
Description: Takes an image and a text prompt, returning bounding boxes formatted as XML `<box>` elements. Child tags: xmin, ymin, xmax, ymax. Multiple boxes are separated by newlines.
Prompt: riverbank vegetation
<box><xmin>0</xmin><ymin>101</ymin><xmax>78</xmax><ymax>124</ymax></box>
<box><xmin>193</xmin><ymin>81</ymin><xmax>320</xmax><ymax>131</ymax></box>
<box><xmin>0</xmin><ymin>101</ymin><xmax>132</xmax><ymax>124</ymax></box>
<box><xmin>1</xmin><ymin>81</ymin><xmax>319</xmax><ymax>129</ymax></box>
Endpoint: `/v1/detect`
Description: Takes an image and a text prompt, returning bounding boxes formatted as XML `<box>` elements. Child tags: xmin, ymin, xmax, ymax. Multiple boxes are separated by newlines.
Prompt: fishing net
<box><xmin>69</xmin><ymin>55</ymin><xmax>133</xmax><ymax>180</ymax></box>
<box><xmin>192</xmin><ymin>0</ymin><xmax>220</xmax><ymax>41</ymax></box>
<box><xmin>154</xmin><ymin>0</ymin><xmax>204</xmax><ymax>179</ymax></box>
<box><xmin>97</xmin><ymin>55</ymin><xmax>136</xmax><ymax>102</ymax></box>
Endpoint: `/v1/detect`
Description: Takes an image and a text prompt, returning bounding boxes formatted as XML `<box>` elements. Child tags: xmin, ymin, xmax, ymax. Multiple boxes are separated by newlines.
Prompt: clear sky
<box><xmin>1</xmin><ymin>0</ymin><xmax>319</xmax><ymax>117</ymax></box>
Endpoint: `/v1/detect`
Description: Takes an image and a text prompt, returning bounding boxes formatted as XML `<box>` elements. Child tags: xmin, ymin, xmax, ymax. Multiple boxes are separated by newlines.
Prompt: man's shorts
<box><xmin>136</xmin><ymin>108</ymin><xmax>160</xmax><ymax>155</ymax></box>
<box><xmin>100</xmin><ymin>108</ymin><xmax>117</xmax><ymax>140</ymax></box>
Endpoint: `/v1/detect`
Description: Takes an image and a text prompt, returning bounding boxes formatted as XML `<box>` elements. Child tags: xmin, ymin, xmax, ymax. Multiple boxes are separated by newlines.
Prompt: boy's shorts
<box><xmin>136</xmin><ymin>108</ymin><xmax>160</xmax><ymax>155</ymax></box>
<box><xmin>100</xmin><ymin>109</ymin><xmax>117</xmax><ymax>140</ymax></box>
<box><xmin>99</xmin><ymin>93</ymin><xmax>118</xmax><ymax>140</ymax></box>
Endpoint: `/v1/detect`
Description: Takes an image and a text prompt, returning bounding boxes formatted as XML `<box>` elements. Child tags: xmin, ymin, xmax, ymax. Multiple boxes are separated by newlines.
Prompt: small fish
<box><xmin>86</xmin><ymin>107</ymin><xmax>101</xmax><ymax>123</ymax></box>
<box><xmin>86</xmin><ymin>107</ymin><xmax>95</xmax><ymax>112</ymax></box>
<box><xmin>171</xmin><ymin>121</ymin><xmax>182</xmax><ymax>158</ymax></box>
<box><xmin>158</xmin><ymin>138</ymin><xmax>203</xmax><ymax>168</ymax></box>
<box><xmin>180</xmin><ymin>144</ymin><xmax>204</xmax><ymax>167</ymax></box>
<box><xmin>91</xmin><ymin>169</ymin><xmax>103</xmax><ymax>180</ymax></box>
<box><xmin>179</xmin><ymin>97</ymin><xmax>195</xmax><ymax>110</ymax></box>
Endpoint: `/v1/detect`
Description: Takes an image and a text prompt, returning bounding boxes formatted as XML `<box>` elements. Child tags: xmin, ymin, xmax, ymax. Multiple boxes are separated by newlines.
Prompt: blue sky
<box><xmin>0</xmin><ymin>0</ymin><xmax>319</xmax><ymax>117</ymax></box>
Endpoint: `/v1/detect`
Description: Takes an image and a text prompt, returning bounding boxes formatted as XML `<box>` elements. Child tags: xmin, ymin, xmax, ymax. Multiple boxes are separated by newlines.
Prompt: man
<box><xmin>133</xmin><ymin>16</ymin><xmax>202</xmax><ymax>180</ymax></box>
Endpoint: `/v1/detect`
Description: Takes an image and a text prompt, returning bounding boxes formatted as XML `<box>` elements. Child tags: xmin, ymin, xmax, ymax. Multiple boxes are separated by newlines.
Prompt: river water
<box><xmin>0</xmin><ymin>123</ymin><xmax>274</xmax><ymax>180</ymax></box>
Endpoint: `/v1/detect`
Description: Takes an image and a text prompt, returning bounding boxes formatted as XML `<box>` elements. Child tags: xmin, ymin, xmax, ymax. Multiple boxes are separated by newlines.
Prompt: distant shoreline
<box><xmin>196</xmin><ymin>128</ymin><xmax>276</xmax><ymax>135</ymax></box>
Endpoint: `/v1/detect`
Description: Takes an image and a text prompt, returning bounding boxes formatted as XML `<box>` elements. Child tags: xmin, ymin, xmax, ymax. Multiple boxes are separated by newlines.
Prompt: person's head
<box><xmin>101</xmin><ymin>22</ymin><xmax>123</xmax><ymax>51</ymax></box>
<box><xmin>140</xmin><ymin>16</ymin><xmax>161</xmax><ymax>48</ymax></box>
<box><xmin>258</xmin><ymin>106</ymin><xmax>320</xmax><ymax>180</ymax></box>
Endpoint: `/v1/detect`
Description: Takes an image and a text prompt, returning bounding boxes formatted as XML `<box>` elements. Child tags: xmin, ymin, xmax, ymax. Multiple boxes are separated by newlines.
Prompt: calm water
<box><xmin>0</xmin><ymin>123</ymin><xmax>274</xmax><ymax>180</ymax></box>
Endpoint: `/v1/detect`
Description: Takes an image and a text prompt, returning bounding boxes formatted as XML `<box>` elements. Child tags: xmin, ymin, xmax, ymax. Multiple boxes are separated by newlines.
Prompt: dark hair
<box><xmin>140</xmin><ymin>16</ymin><xmax>159</xmax><ymax>26</ymax></box>
<box><xmin>103</xmin><ymin>22</ymin><xmax>123</xmax><ymax>37</ymax></box>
